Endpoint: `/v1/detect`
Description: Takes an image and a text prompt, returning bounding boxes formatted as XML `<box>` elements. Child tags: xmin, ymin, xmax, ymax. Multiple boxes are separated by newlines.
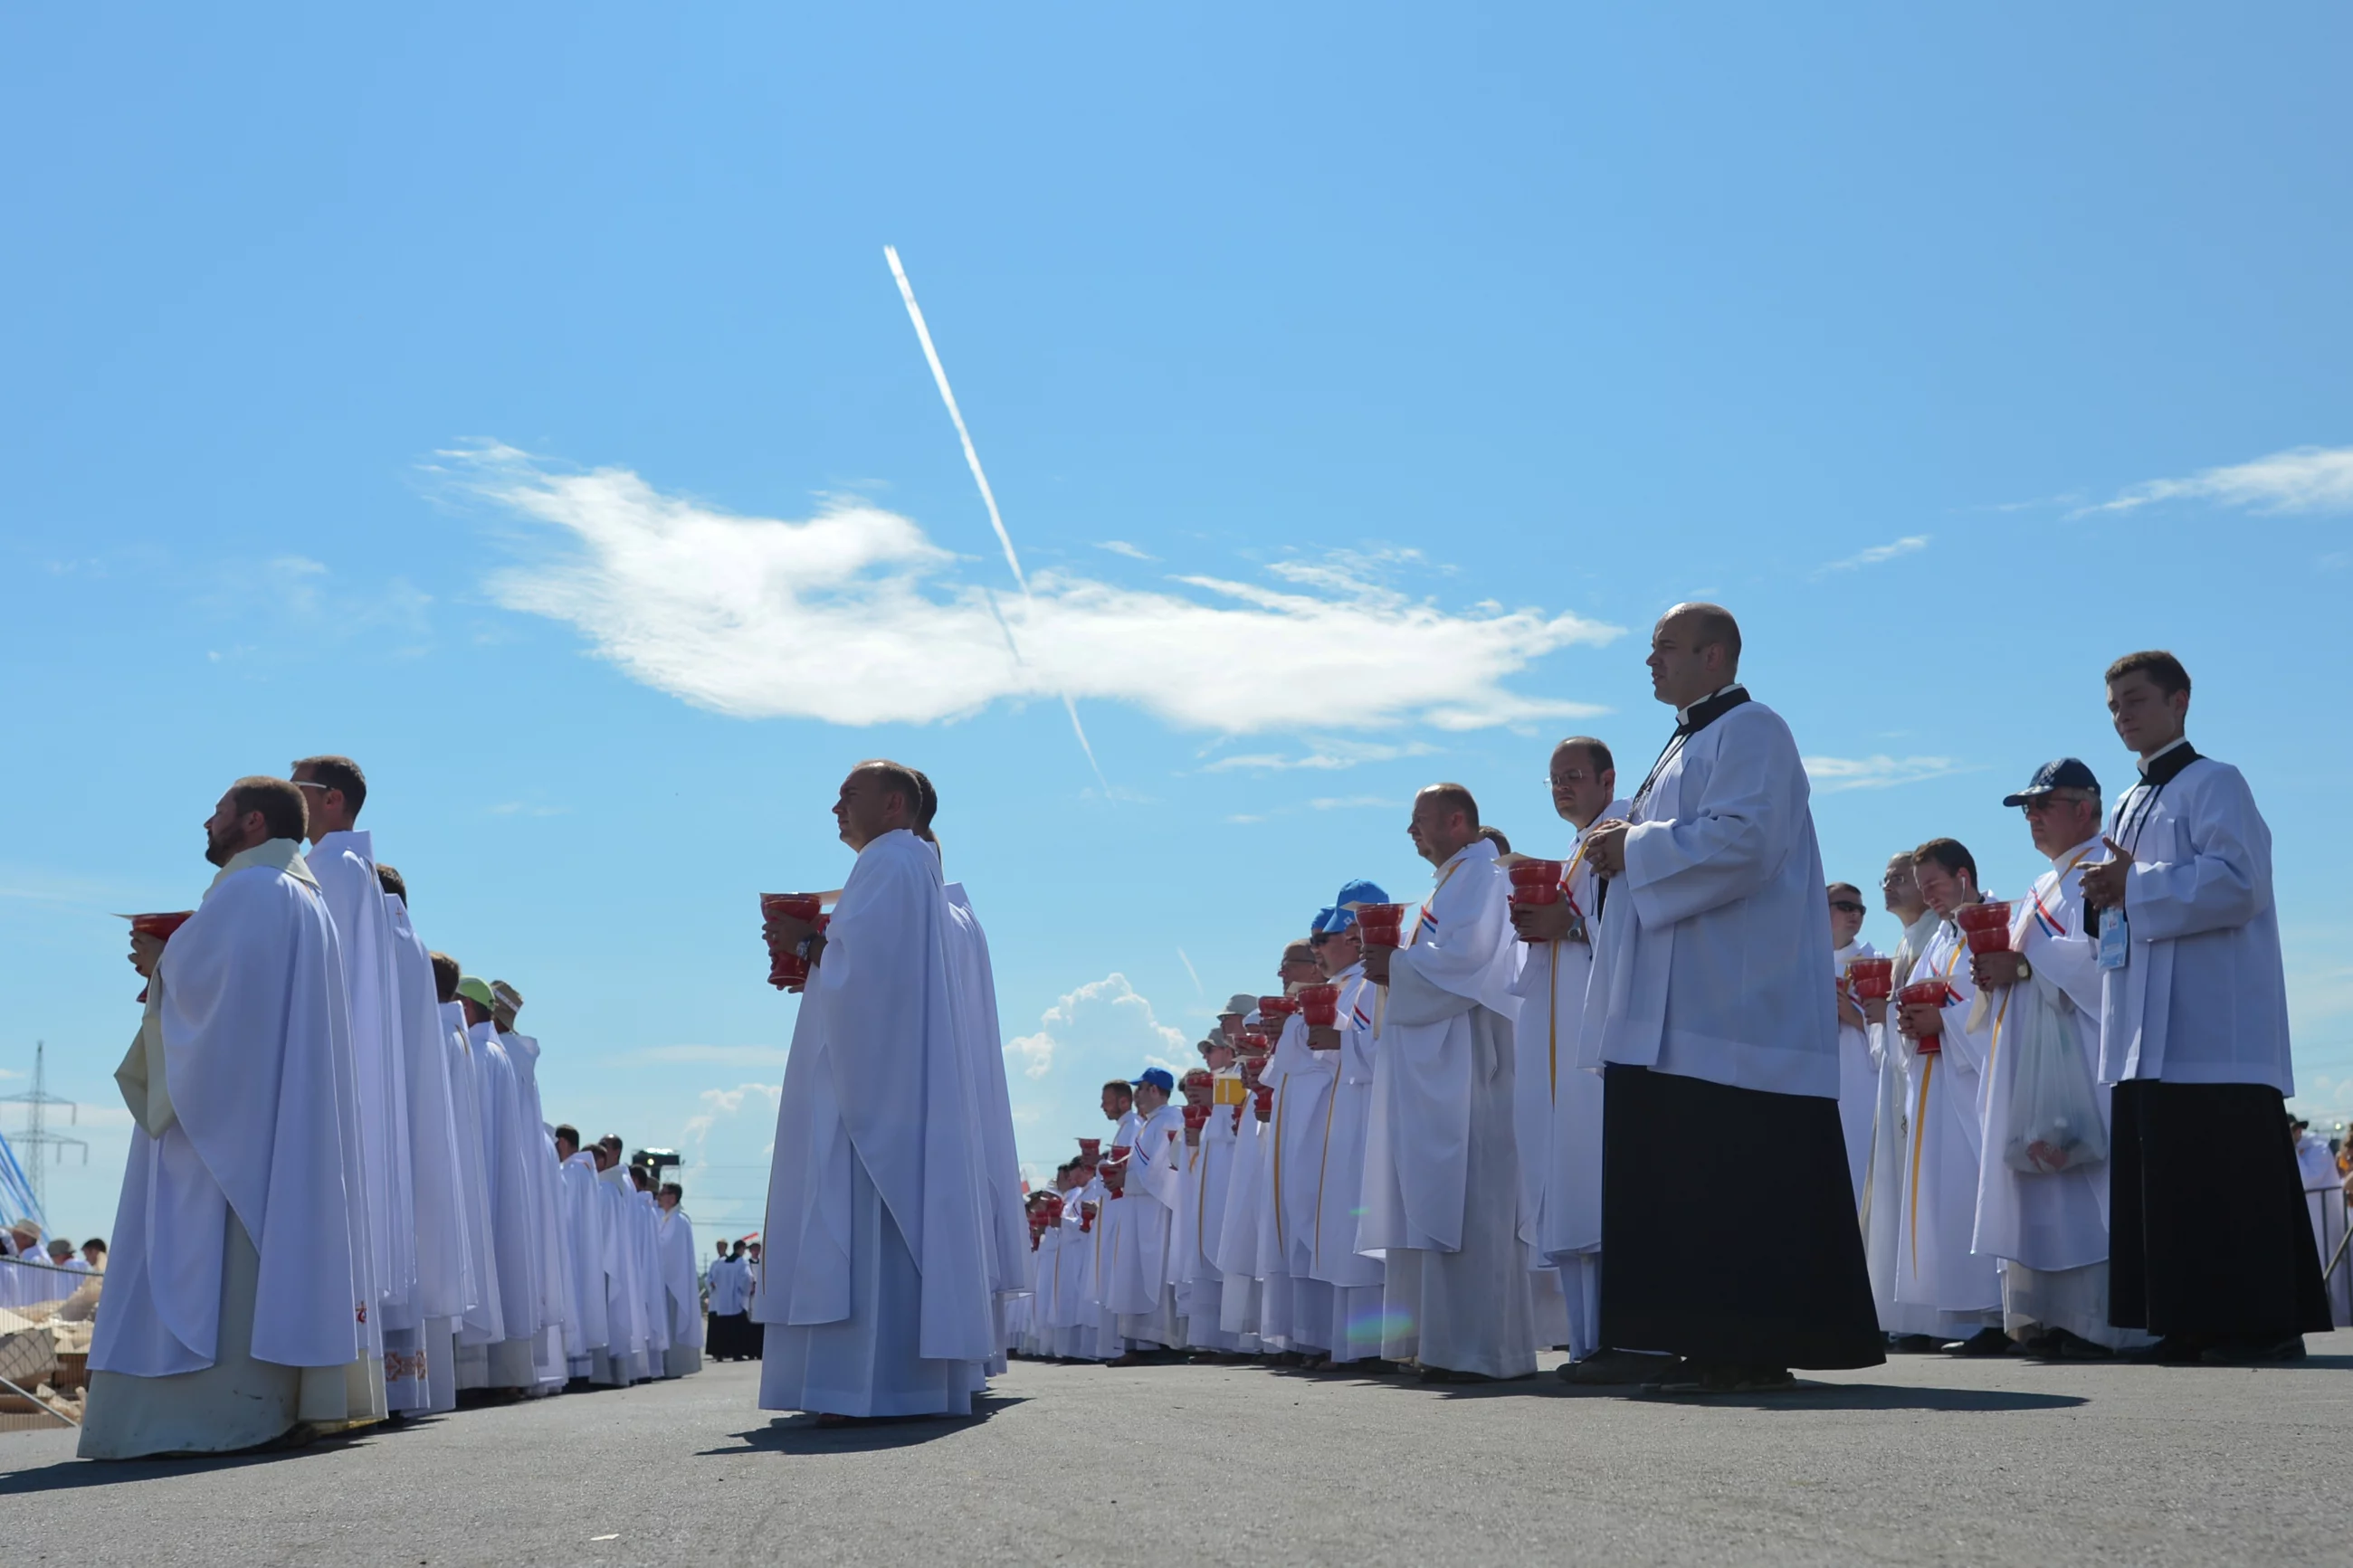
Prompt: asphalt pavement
<box><xmin>5</xmin><ymin>1334</ymin><xmax>2351</xmax><ymax>1566</ymax></box>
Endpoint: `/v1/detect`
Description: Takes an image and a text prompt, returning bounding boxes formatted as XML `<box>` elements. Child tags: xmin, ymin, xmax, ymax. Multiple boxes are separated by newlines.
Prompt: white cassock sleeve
<box><xmin>2121</xmin><ymin>768</ymin><xmax>2271</xmax><ymax>942</ymax></box>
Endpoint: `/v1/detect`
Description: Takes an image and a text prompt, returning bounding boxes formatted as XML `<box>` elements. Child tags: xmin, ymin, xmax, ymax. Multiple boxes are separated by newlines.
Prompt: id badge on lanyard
<box><xmin>2097</xmin><ymin>911</ymin><xmax>2130</xmax><ymax>970</ymax></box>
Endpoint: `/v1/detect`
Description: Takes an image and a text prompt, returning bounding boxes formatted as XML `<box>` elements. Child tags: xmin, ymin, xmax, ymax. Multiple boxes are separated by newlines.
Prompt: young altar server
<box><xmin>1510</xmin><ymin>739</ymin><xmax>1632</xmax><ymax>1378</ymax></box>
<box><xmin>1580</xmin><ymin>604</ymin><xmax>1881</xmax><ymax>1392</ymax></box>
<box><xmin>2079</xmin><ymin>651</ymin><xmax>2328</xmax><ymax>1362</ymax></box>
<box><xmin>83</xmin><ymin>777</ymin><xmax>379</xmax><ymax>1459</ymax></box>
<box><xmin>1891</xmin><ymin>840</ymin><xmax>2005</xmax><ymax>1353</ymax></box>
<box><xmin>1969</xmin><ymin>760</ymin><xmax>2145</xmax><ymax>1355</ymax></box>
<box><xmin>755</xmin><ymin>761</ymin><xmax>996</xmax><ymax>1421</ymax></box>
<box><xmin>1358</xmin><ymin>784</ymin><xmax>1537</xmax><ymax>1383</ymax></box>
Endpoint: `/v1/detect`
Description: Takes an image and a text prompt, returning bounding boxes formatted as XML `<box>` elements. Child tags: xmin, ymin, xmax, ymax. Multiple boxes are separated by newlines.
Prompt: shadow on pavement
<box><xmin>1329</xmin><ymin>1373</ymin><xmax>2092</xmax><ymax>1412</ymax></box>
<box><xmin>0</xmin><ymin>1428</ymin><xmax>378</xmax><ymax>1495</ymax></box>
<box><xmin>700</xmin><ymin>1392</ymin><xmax>1026</xmax><ymax>1457</ymax></box>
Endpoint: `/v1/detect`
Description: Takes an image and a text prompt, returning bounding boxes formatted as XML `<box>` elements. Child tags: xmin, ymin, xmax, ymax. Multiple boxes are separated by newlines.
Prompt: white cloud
<box><xmin>1004</xmin><ymin>973</ymin><xmax>1186</xmax><ymax>1082</ymax></box>
<box><xmin>679</xmin><ymin>1080</ymin><xmax>782</xmax><ymax>1147</ymax></box>
<box><xmin>1309</xmin><ymin>795</ymin><xmax>1397</xmax><ymax>811</ymax></box>
<box><xmin>448</xmin><ymin>443</ymin><xmax>1621</xmax><ymax>735</ymax></box>
<box><xmin>2077</xmin><ymin>443</ymin><xmax>2353</xmax><ymax>518</ymax></box>
<box><xmin>1199</xmin><ymin>739</ymin><xmax>1441</xmax><ymax>774</ymax></box>
<box><xmin>1803</xmin><ymin>754</ymin><xmax>1973</xmax><ymax>792</ymax></box>
<box><xmin>1815</xmin><ymin>535</ymin><xmax>1930</xmax><ymax>575</ymax></box>
<box><xmin>1094</xmin><ymin>540</ymin><xmax>1158</xmax><ymax>561</ymax></box>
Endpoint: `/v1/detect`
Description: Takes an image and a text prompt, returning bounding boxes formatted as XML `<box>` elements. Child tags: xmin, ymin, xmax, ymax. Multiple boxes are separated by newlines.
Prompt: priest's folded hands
<box><xmin>1358</xmin><ymin>944</ymin><xmax>1392</xmax><ymax>984</ymax></box>
<box><xmin>1510</xmin><ymin>898</ymin><xmax>1585</xmax><ymax>943</ymax></box>
<box><xmin>1894</xmin><ymin>999</ymin><xmax>1943</xmax><ymax>1040</ymax></box>
<box><xmin>1971</xmin><ymin>950</ymin><xmax>2027</xmax><ymax>989</ymax></box>
<box><xmin>1580</xmin><ymin>819</ymin><xmax>1630</xmax><ymax>878</ymax></box>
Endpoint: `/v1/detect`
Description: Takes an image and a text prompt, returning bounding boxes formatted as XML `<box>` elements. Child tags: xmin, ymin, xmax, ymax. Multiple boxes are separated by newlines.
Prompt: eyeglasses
<box><xmin>1544</xmin><ymin>774</ymin><xmax>1593</xmax><ymax>789</ymax></box>
<box><xmin>1879</xmin><ymin>872</ymin><xmax>1910</xmax><ymax>888</ymax></box>
<box><xmin>1829</xmin><ymin>899</ymin><xmax>1865</xmax><ymax>914</ymax></box>
<box><xmin>292</xmin><ymin>780</ymin><xmax>329</xmax><ymax>791</ymax></box>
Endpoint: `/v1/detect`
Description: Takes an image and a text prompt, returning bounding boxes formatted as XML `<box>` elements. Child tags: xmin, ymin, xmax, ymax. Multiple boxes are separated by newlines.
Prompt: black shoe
<box><xmin>2201</xmin><ymin>1335</ymin><xmax>2307</xmax><ymax>1365</ymax></box>
<box><xmin>1560</xmin><ymin>1349</ymin><xmax>1681</xmax><ymax>1386</ymax></box>
<box><xmin>1946</xmin><ymin>1327</ymin><xmax>2015</xmax><ymax>1357</ymax></box>
<box><xmin>2028</xmin><ymin>1328</ymin><xmax>2114</xmax><ymax>1362</ymax></box>
<box><xmin>1648</xmin><ymin>1363</ymin><xmax>1795</xmax><ymax>1396</ymax></box>
<box><xmin>2126</xmin><ymin>1335</ymin><xmax>2212</xmax><ymax>1364</ymax></box>
<box><xmin>1888</xmin><ymin>1334</ymin><xmax>1940</xmax><ymax>1354</ymax></box>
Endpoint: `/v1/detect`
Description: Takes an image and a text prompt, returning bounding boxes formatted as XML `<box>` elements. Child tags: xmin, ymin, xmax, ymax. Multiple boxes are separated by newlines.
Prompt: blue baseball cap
<box><xmin>1313</xmin><ymin>879</ymin><xmax>1391</xmax><ymax>934</ymax></box>
<box><xmin>1131</xmin><ymin>1068</ymin><xmax>1176</xmax><ymax>1094</ymax></box>
<box><xmin>2002</xmin><ymin>758</ymin><xmax>2100</xmax><ymax>808</ymax></box>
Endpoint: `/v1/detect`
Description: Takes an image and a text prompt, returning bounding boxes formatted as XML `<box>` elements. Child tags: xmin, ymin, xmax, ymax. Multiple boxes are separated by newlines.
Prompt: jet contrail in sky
<box><xmin>883</xmin><ymin>244</ymin><xmax>1108</xmax><ymax>790</ymax></box>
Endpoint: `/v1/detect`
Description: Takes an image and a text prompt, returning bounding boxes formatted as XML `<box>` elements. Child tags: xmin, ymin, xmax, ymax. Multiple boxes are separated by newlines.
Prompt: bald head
<box><xmin>1408</xmin><ymin>783</ymin><xmax>1481</xmax><ymax>868</ymax></box>
<box><xmin>1648</xmin><ymin>602</ymin><xmax>1743</xmax><ymax>709</ymax></box>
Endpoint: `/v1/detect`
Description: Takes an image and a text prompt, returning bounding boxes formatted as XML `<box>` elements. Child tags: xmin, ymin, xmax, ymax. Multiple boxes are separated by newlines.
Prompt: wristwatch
<box><xmin>2015</xmin><ymin>959</ymin><xmax>2033</xmax><ymax>983</ymax></box>
<box><xmin>795</xmin><ymin>935</ymin><xmax>819</xmax><ymax>961</ymax></box>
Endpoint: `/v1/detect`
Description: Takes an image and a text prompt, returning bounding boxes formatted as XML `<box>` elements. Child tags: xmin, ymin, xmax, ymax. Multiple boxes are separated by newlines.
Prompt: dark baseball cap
<box><xmin>2002</xmin><ymin>758</ymin><xmax>2100</xmax><ymax>808</ymax></box>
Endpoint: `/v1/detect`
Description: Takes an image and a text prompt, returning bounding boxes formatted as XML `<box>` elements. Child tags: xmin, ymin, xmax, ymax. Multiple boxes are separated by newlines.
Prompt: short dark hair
<box><xmin>2105</xmin><ymin>650</ymin><xmax>2190</xmax><ymax>699</ymax></box>
<box><xmin>376</xmin><ymin>861</ymin><xmax>407</xmax><ymax>903</ymax></box>
<box><xmin>229</xmin><ymin>776</ymin><xmax>309</xmax><ymax>842</ymax></box>
<box><xmin>291</xmin><ymin>755</ymin><xmax>368</xmax><ymax>815</ymax></box>
<box><xmin>851</xmin><ymin>759</ymin><xmax>925</xmax><ymax>824</ymax></box>
<box><xmin>660</xmin><ymin>1182</ymin><xmax>683</xmax><ymax>1202</ymax></box>
<box><xmin>1910</xmin><ymin>838</ymin><xmax>1978</xmax><ymax>883</ymax></box>
<box><xmin>598</xmin><ymin>1134</ymin><xmax>624</xmax><ymax>1152</ymax></box>
<box><xmin>83</xmin><ymin>1238</ymin><xmax>106</xmax><ymax>1255</ymax></box>
<box><xmin>1478</xmin><ymin>824</ymin><xmax>1513</xmax><ymax>855</ymax></box>
<box><xmin>1827</xmin><ymin>881</ymin><xmax>1862</xmax><ymax>900</ymax></box>
<box><xmin>1419</xmin><ymin>783</ymin><xmax>1481</xmax><ymax>831</ymax></box>
<box><xmin>1101</xmin><ymin>1079</ymin><xmax>1134</xmax><ymax>1101</ymax></box>
<box><xmin>1558</xmin><ymin>736</ymin><xmax>1615</xmax><ymax>776</ymax></box>
<box><xmin>910</xmin><ymin>768</ymin><xmax>938</xmax><ymax>835</ymax></box>
<box><xmin>553</xmin><ymin>1124</ymin><xmax>581</xmax><ymax>1150</ymax></box>
<box><xmin>428</xmin><ymin>951</ymin><xmax>461</xmax><ymax>1003</ymax></box>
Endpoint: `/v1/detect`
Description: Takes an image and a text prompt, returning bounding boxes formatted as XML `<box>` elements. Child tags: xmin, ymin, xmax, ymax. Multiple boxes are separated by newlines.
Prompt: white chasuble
<box><xmin>756</xmin><ymin>828</ymin><xmax>996</xmax><ymax>1417</ymax></box>
<box><xmin>1831</xmin><ymin>937</ymin><xmax>1881</xmax><ymax>1202</ymax></box>
<box><xmin>1357</xmin><ymin>839</ymin><xmax>1535</xmax><ymax>1380</ymax></box>
<box><xmin>82</xmin><ymin>840</ymin><xmax>377</xmax><ymax>1459</ymax></box>
<box><xmin>1891</xmin><ymin>920</ymin><xmax>2000</xmax><ymax>1331</ymax></box>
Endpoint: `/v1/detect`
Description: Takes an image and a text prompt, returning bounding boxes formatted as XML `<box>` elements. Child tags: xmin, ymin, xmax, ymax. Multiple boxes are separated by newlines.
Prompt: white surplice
<box><xmin>469</xmin><ymin>1021</ymin><xmax>546</xmax><ymax>1387</ymax></box>
<box><xmin>82</xmin><ymin>840</ymin><xmax>379</xmax><ymax>1459</ymax></box>
<box><xmin>2098</xmin><ymin>747</ymin><xmax>2292</xmax><ymax>1094</ymax></box>
<box><xmin>1176</xmin><ymin>1079</ymin><xmax>1246</xmax><ymax>1353</ymax></box>
<box><xmin>1110</xmin><ymin>1100</ymin><xmax>1186</xmax><ymax>1347</ymax></box>
<box><xmin>1358</xmin><ymin>839</ymin><xmax>1536</xmax><ymax>1380</ymax></box>
<box><xmin>755</xmin><ymin>828</ymin><xmax>996</xmax><ymax>1416</ymax></box>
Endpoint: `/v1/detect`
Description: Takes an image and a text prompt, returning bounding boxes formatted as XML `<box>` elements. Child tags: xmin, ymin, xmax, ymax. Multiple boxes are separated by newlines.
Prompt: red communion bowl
<box><xmin>1848</xmin><ymin>958</ymin><xmax>1894</xmax><ymax>1000</ymax></box>
<box><xmin>1955</xmin><ymin>900</ymin><xmax>2013</xmax><ymax>934</ymax></box>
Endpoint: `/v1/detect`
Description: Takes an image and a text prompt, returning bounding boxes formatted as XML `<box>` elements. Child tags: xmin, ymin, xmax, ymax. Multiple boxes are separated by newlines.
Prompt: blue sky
<box><xmin>4</xmin><ymin>4</ymin><xmax>2349</xmax><ymax>1243</ymax></box>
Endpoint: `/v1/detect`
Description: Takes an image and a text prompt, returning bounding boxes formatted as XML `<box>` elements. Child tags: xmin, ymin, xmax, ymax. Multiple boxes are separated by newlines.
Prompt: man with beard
<box><xmin>81</xmin><ymin>777</ymin><xmax>378</xmax><ymax>1459</ymax></box>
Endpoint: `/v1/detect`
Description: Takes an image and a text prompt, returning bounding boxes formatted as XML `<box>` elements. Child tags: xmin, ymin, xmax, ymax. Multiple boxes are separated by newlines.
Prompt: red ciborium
<box><xmin>1896</xmin><ymin>979</ymin><xmax>1953</xmax><ymax>1055</ymax></box>
<box><xmin>1183</xmin><ymin>1105</ymin><xmax>1210</xmax><ymax>1132</ymax></box>
<box><xmin>1356</xmin><ymin>903</ymin><xmax>1407</xmax><ymax>948</ymax></box>
<box><xmin>125</xmin><ymin>910</ymin><xmax>196</xmax><ymax>1003</ymax></box>
<box><xmin>1847</xmin><ymin>957</ymin><xmax>1894</xmax><ymax>1001</ymax></box>
<box><xmin>1508</xmin><ymin>860</ymin><xmax>1565</xmax><ymax>906</ymax></box>
<box><xmin>1297</xmin><ymin>983</ymin><xmax>1339</xmax><ymax>1026</ymax></box>
<box><xmin>1253</xmin><ymin>1084</ymin><xmax>1275</xmax><ymax>1122</ymax></box>
<box><xmin>1958</xmin><ymin>900</ymin><xmax>2015</xmax><ymax>955</ymax></box>
<box><xmin>759</xmin><ymin>893</ymin><xmax>824</xmax><ymax>988</ymax></box>
<box><xmin>1100</xmin><ymin>1159</ymin><xmax>1129</xmax><ymax>1197</ymax></box>
<box><xmin>1077</xmin><ymin>1137</ymin><xmax>1101</xmax><ymax>1163</ymax></box>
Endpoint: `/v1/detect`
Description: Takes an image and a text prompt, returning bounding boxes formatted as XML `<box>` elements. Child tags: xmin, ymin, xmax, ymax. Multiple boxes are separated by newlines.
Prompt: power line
<box><xmin>0</xmin><ymin>1042</ymin><xmax>89</xmax><ymax>1226</ymax></box>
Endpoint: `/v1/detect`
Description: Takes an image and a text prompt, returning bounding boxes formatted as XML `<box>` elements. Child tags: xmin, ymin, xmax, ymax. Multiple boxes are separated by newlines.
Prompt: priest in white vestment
<box><xmin>755</xmin><ymin>761</ymin><xmax>996</xmax><ymax>1421</ymax></box>
<box><xmin>1176</xmin><ymin>1058</ymin><xmax>1247</xmax><ymax>1355</ymax></box>
<box><xmin>1358</xmin><ymin>784</ymin><xmax>1537</xmax><ymax>1383</ymax></box>
<box><xmin>1827</xmin><ymin>884</ymin><xmax>1880</xmax><ymax>1202</ymax></box>
<box><xmin>552</xmin><ymin>1129</ymin><xmax>611</xmax><ymax>1377</ymax></box>
<box><xmin>492</xmin><ymin>984</ymin><xmax>574</xmax><ymax>1391</ymax></box>
<box><xmin>939</xmin><ymin>878</ymin><xmax>1030</xmax><ymax>1365</ymax></box>
<box><xmin>1970</xmin><ymin>761</ymin><xmax>2150</xmax><ymax>1354</ymax></box>
<box><xmin>1891</xmin><ymin>840</ymin><xmax>2005</xmax><ymax>1351</ymax></box>
<box><xmin>1580</xmin><ymin>605</ymin><xmax>1881</xmax><ymax>1392</ymax></box>
<box><xmin>1511</xmin><ymin>743</ymin><xmax>1636</xmax><ymax>1381</ymax></box>
<box><xmin>376</xmin><ymin>867</ymin><xmax>475</xmax><ymax>1414</ymax></box>
<box><xmin>1864</xmin><ymin>854</ymin><xmax>1942</xmax><ymax>1340</ymax></box>
<box><xmin>291</xmin><ymin>755</ymin><xmax>417</xmax><ymax>1413</ymax></box>
<box><xmin>1303</xmin><ymin>892</ymin><xmax>1388</xmax><ymax>1366</ymax></box>
<box><xmin>654</xmin><ymin>1183</ymin><xmax>702</xmax><ymax>1375</ymax></box>
<box><xmin>82</xmin><ymin>777</ymin><xmax>379</xmax><ymax>1459</ymax></box>
<box><xmin>1265</xmin><ymin>941</ymin><xmax>1340</xmax><ymax>1364</ymax></box>
<box><xmin>457</xmin><ymin>978</ymin><xmax>547</xmax><ymax>1392</ymax></box>
<box><xmin>2080</xmin><ymin>651</ymin><xmax>2328</xmax><ymax>1361</ymax></box>
<box><xmin>1108</xmin><ymin>1069</ymin><xmax>1187</xmax><ymax>1358</ymax></box>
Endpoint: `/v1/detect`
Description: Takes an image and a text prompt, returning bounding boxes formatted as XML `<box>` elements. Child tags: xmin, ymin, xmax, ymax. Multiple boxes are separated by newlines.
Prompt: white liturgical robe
<box><xmin>1891</xmin><ymin>917</ymin><xmax>2000</xmax><ymax>1335</ymax></box>
<box><xmin>942</xmin><ymin>880</ymin><xmax>1032</xmax><ymax>1343</ymax></box>
<box><xmin>82</xmin><ymin>839</ymin><xmax>378</xmax><ymax>1459</ymax></box>
<box><xmin>1308</xmin><ymin>973</ymin><xmax>1385</xmax><ymax>1362</ymax></box>
<box><xmin>384</xmin><ymin>893</ymin><xmax>472</xmax><ymax>1406</ymax></box>
<box><xmin>1864</xmin><ymin>908</ymin><xmax>1940</xmax><ymax>1333</ymax></box>
<box><xmin>2098</xmin><ymin>747</ymin><xmax>2292</xmax><ymax>1094</ymax></box>
<box><xmin>1580</xmin><ymin>699</ymin><xmax>1839</xmax><ymax>1096</ymax></box>
<box><xmin>1358</xmin><ymin>838</ymin><xmax>1536</xmax><ymax>1380</ymax></box>
<box><xmin>756</xmin><ymin>828</ymin><xmax>996</xmax><ymax>1417</ymax></box>
<box><xmin>1832</xmin><ymin>937</ymin><xmax>1881</xmax><ymax>1202</ymax></box>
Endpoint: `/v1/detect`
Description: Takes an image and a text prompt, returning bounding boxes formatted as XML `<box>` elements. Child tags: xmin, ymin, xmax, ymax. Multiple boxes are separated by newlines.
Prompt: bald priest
<box><xmin>1580</xmin><ymin>604</ymin><xmax>1882</xmax><ymax>1393</ymax></box>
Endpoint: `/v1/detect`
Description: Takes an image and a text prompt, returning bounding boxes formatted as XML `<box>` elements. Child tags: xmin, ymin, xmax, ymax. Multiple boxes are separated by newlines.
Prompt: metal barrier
<box><xmin>2307</xmin><ymin>1186</ymin><xmax>2350</xmax><ymax>1328</ymax></box>
<box><xmin>0</xmin><ymin>1253</ymin><xmax>90</xmax><ymax>1428</ymax></box>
